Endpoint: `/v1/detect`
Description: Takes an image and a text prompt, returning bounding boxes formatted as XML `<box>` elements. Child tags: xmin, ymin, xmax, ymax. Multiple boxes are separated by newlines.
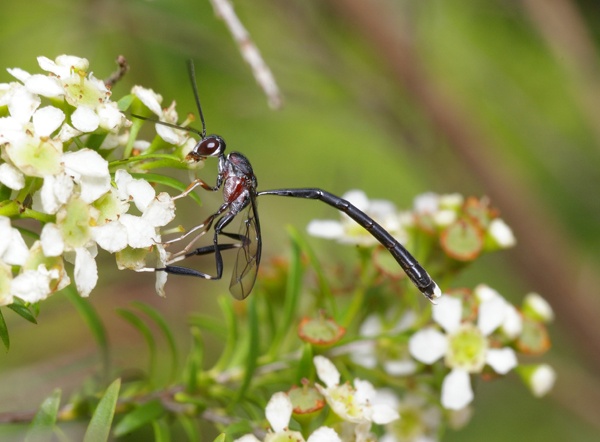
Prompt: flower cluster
<box><xmin>309</xmin><ymin>190</ymin><xmax>515</xmax><ymax>269</ymax></box>
<box><xmin>0</xmin><ymin>55</ymin><xmax>185</xmax><ymax>305</ymax></box>
<box><xmin>235</xmin><ymin>356</ymin><xmax>399</xmax><ymax>442</ymax></box>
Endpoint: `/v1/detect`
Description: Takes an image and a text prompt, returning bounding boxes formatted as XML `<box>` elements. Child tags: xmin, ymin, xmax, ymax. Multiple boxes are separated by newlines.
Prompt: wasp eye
<box><xmin>190</xmin><ymin>135</ymin><xmax>226</xmax><ymax>159</ymax></box>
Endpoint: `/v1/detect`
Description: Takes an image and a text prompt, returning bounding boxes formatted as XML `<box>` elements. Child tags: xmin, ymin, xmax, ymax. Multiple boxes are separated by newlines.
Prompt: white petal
<box><xmin>74</xmin><ymin>247</ymin><xmax>98</xmax><ymax>297</ymax></box>
<box><xmin>306</xmin><ymin>219</ymin><xmax>344</xmax><ymax>239</ymax></box>
<box><xmin>441</xmin><ymin>369</ymin><xmax>473</xmax><ymax>410</ymax></box>
<box><xmin>342</xmin><ymin>189</ymin><xmax>369</xmax><ymax>211</ymax></box>
<box><xmin>369</xmin><ymin>403</ymin><xmax>399</xmax><ymax>425</ymax></box>
<box><xmin>128</xmin><ymin>178</ymin><xmax>156</xmax><ymax>212</ymax></box>
<box><xmin>120</xmin><ymin>214</ymin><xmax>159</xmax><ymax>248</ymax></box>
<box><xmin>32</xmin><ymin>106</ymin><xmax>65</xmax><ymax>137</ymax></box>
<box><xmin>56</xmin><ymin>123</ymin><xmax>82</xmax><ymax>142</ymax></box>
<box><xmin>131</xmin><ymin>85</ymin><xmax>163</xmax><ymax>115</ymax></box>
<box><xmin>501</xmin><ymin>304</ymin><xmax>522</xmax><ymax>339</ymax></box>
<box><xmin>524</xmin><ymin>293</ymin><xmax>554</xmax><ymax>322</ymax></box>
<box><xmin>265</xmin><ymin>392</ymin><xmax>292</xmax><ymax>433</ymax></box>
<box><xmin>91</xmin><ymin>223</ymin><xmax>128</xmax><ymax>253</ymax></box>
<box><xmin>8</xmin><ymin>84</ymin><xmax>41</xmax><ymax>123</ymax></box>
<box><xmin>11</xmin><ymin>269</ymin><xmax>52</xmax><ymax>303</ymax></box>
<box><xmin>530</xmin><ymin>364</ymin><xmax>556</xmax><ymax>397</ymax></box>
<box><xmin>409</xmin><ymin>327</ymin><xmax>447</xmax><ymax>364</ymax></box>
<box><xmin>40</xmin><ymin>223</ymin><xmax>65</xmax><ymax>257</ymax></box>
<box><xmin>71</xmin><ymin>106</ymin><xmax>99</xmax><ymax>132</ymax></box>
<box><xmin>0</xmin><ymin>218</ymin><xmax>29</xmax><ymax>265</ymax></box>
<box><xmin>24</xmin><ymin>74</ymin><xmax>64</xmax><ymax>97</ymax></box>
<box><xmin>314</xmin><ymin>355</ymin><xmax>340</xmax><ymax>388</ymax></box>
<box><xmin>433</xmin><ymin>295</ymin><xmax>462</xmax><ymax>333</ymax></box>
<box><xmin>7</xmin><ymin>67</ymin><xmax>31</xmax><ymax>83</ymax></box>
<box><xmin>0</xmin><ymin>162</ymin><xmax>25</xmax><ymax>190</ymax></box>
<box><xmin>478</xmin><ymin>296</ymin><xmax>507</xmax><ymax>336</ymax></box>
<box><xmin>474</xmin><ymin>284</ymin><xmax>501</xmax><ymax>302</ymax></box>
<box><xmin>97</xmin><ymin>102</ymin><xmax>125</xmax><ymax>132</ymax></box>
<box><xmin>156</xmin><ymin>123</ymin><xmax>186</xmax><ymax>145</ymax></box>
<box><xmin>359</xmin><ymin>314</ymin><xmax>382</xmax><ymax>337</ymax></box>
<box><xmin>383</xmin><ymin>359</ymin><xmax>417</xmax><ymax>376</ymax></box>
<box><xmin>115</xmin><ymin>169</ymin><xmax>134</xmax><ymax>200</ymax></box>
<box><xmin>486</xmin><ymin>348</ymin><xmax>517</xmax><ymax>375</ymax></box>
<box><xmin>307</xmin><ymin>427</ymin><xmax>341</xmax><ymax>442</ymax></box>
<box><xmin>488</xmin><ymin>218</ymin><xmax>516</xmax><ymax>248</ymax></box>
<box><xmin>142</xmin><ymin>192</ymin><xmax>176</xmax><ymax>227</ymax></box>
<box><xmin>62</xmin><ymin>149</ymin><xmax>111</xmax><ymax>203</ymax></box>
<box><xmin>54</xmin><ymin>55</ymin><xmax>89</xmax><ymax>71</ymax></box>
<box><xmin>354</xmin><ymin>379</ymin><xmax>376</xmax><ymax>404</ymax></box>
<box><xmin>413</xmin><ymin>192</ymin><xmax>439</xmax><ymax>214</ymax></box>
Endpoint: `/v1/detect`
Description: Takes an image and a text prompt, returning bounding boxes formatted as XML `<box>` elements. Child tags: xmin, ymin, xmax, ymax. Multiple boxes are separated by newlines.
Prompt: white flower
<box><xmin>350</xmin><ymin>313</ymin><xmax>418</xmax><ymax>376</ymax></box>
<box><xmin>314</xmin><ymin>355</ymin><xmax>399</xmax><ymax>435</ymax></box>
<box><xmin>409</xmin><ymin>293</ymin><xmax>518</xmax><ymax>410</ymax></box>
<box><xmin>234</xmin><ymin>392</ymin><xmax>305</xmax><ymax>442</ymax></box>
<box><xmin>308</xmin><ymin>190</ymin><xmax>406</xmax><ymax>246</ymax></box>
<box><xmin>131</xmin><ymin>86</ymin><xmax>189</xmax><ymax>145</ymax></box>
<box><xmin>378</xmin><ymin>390</ymin><xmax>442</xmax><ymax>442</ymax></box>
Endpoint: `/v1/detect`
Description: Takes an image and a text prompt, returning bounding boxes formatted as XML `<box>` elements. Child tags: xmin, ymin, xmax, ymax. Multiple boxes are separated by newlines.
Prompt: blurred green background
<box><xmin>1</xmin><ymin>0</ymin><xmax>600</xmax><ymax>440</ymax></box>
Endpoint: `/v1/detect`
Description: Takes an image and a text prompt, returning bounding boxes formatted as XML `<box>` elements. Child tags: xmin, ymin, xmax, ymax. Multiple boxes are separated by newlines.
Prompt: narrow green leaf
<box><xmin>183</xmin><ymin>327</ymin><xmax>203</xmax><ymax>392</ymax></box>
<box><xmin>210</xmin><ymin>296</ymin><xmax>238</xmax><ymax>372</ymax></box>
<box><xmin>7</xmin><ymin>301</ymin><xmax>37</xmax><ymax>324</ymax></box>
<box><xmin>296</xmin><ymin>342</ymin><xmax>314</xmax><ymax>384</ymax></box>
<box><xmin>288</xmin><ymin>226</ymin><xmax>336</xmax><ymax>315</ymax></box>
<box><xmin>152</xmin><ymin>418</ymin><xmax>171</xmax><ymax>442</ymax></box>
<box><xmin>113</xmin><ymin>399</ymin><xmax>165</xmax><ymax>437</ymax></box>
<box><xmin>25</xmin><ymin>389</ymin><xmax>61</xmax><ymax>442</ymax></box>
<box><xmin>83</xmin><ymin>378</ymin><xmax>121</xmax><ymax>442</ymax></box>
<box><xmin>231</xmin><ymin>296</ymin><xmax>259</xmax><ymax>406</ymax></box>
<box><xmin>0</xmin><ymin>309</ymin><xmax>9</xmax><ymax>351</ymax></box>
<box><xmin>117</xmin><ymin>309</ymin><xmax>157</xmax><ymax>380</ymax></box>
<box><xmin>132</xmin><ymin>302</ymin><xmax>179</xmax><ymax>381</ymax></box>
<box><xmin>269</xmin><ymin>228</ymin><xmax>303</xmax><ymax>358</ymax></box>
<box><xmin>177</xmin><ymin>415</ymin><xmax>199</xmax><ymax>442</ymax></box>
<box><xmin>213</xmin><ymin>434</ymin><xmax>226</xmax><ymax>442</ymax></box>
<box><xmin>64</xmin><ymin>286</ymin><xmax>109</xmax><ymax>373</ymax></box>
<box><xmin>188</xmin><ymin>314</ymin><xmax>228</xmax><ymax>337</ymax></box>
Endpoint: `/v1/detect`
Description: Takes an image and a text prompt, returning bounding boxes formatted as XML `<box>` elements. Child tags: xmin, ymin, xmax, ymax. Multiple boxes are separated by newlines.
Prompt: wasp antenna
<box><xmin>187</xmin><ymin>60</ymin><xmax>207</xmax><ymax>139</ymax></box>
<box><xmin>131</xmin><ymin>114</ymin><xmax>205</xmax><ymax>138</ymax></box>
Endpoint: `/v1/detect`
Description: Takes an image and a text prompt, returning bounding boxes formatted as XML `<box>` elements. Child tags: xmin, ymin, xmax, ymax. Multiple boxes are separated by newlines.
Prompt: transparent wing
<box><xmin>229</xmin><ymin>193</ymin><xmax>262</xmax><ymax>300</ymax></box>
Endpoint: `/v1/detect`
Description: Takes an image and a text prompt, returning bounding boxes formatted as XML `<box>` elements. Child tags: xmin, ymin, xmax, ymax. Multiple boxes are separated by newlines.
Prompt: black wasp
<box><xmin>134</xmin><ymin>61</ymin><xmax>441</xmax><ymax>302</ymax></box>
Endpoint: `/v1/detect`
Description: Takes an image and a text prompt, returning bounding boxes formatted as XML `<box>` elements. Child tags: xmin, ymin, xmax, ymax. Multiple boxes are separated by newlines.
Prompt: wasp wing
<box><xmin>229</xmin><ymin>193</ymin><xmax>262</xmax><ymax>300</ymax></box>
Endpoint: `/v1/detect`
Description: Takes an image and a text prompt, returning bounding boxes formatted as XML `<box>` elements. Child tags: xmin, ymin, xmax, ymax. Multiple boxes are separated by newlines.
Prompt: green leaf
<box><xmin>296</xmin><ymin>342</ymin><xmax>315</xmax><ymax>384</ymax></box>
<box><xmin>183</xmin><ymin>327</ymin><xmax>203</xmax><ymax>392</ymax></box>
<box><xmin>177</xmin><ymin>415</ymin><xmax>200</xmax><ymax>442</ymax></box>
<box><xmin>210</xmin><ymin>296</ymin><xmax>238</xmax><ymax>372</ymax></box>
<box><xmin>117</xmin><ymin>94</ymin><xmax>134</xmax><ymax>112</ymax></box>
<box><xmin>25</xmin><ymin>389</ymin><xmax>61</xmax><ymax>442</ymax></box>
<box><xmin>152</xmin><ymin>418</ymin><xmax>171</xmax><ymax>442</ymax></box>
<box><xmin>83</xmin><ymin>378</ymin><xmax>121</xmax><ymax>442</ymax></box>
<box><xmin>288</xmin><ymin>226</ymin><xmax>335</xmax><ymax>315</ymax></box>
<box><xmin>213</xmin><ymin>434</ymin><xmax>227</xmax><ymax>442</ymax></box>
<box><xmin>231</xmin><ymin>296</ymin><xmax>259</xmax><ymax>406</ymax></box>
<box><xmin>0</xmin><ymin>309</ymin><xmax>9</xmax><ymax>351</ymax></box>
<box><xmin>113</xmin><ymin>399</ymin><xmax>165</xmax><ymax>437</ymax></box>
<box><xmin>268</xmin><ymin>228</ymin><xmax>303</xmax><ymax>358</ymax></box>
<box><xmin>64</xmin><ymin>286</ymin><xmax>109</xmax><ymax>373</ymax></box>
<box><xmin>117</xmin><ymin>308</ymin><xmax>157</xmax><ymax>380</ymax></box>
<box><xmin>132</xmin><ymin>302</ymin><xmax>179</xmax><ymax>381</ymax></box>
<box><xmin>7</xmin><ymin>300</ymin><xmax>37</xmax><ymax>324</ymax></box>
